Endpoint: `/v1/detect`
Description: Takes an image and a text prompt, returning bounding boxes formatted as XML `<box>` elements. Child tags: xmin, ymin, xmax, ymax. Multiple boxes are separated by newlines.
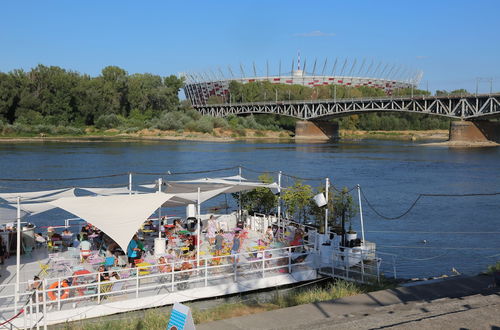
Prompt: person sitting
<box><xmin>263</xmin><ymin>226</ymin><xmax>274</xmax><ymax>246</ymax></box>
<box><xmin>173</xmin><ymin>219</ymin><xmax>184</xmax><ymax>233</ymax></box>
<box><xmin>108</xmin><ymin>271</ymin><xmax>119</xmax><ymax>282</ymax></box>
<box><xmin>97</xmin><ymin>265</ymin><xmax>109</xmax><ymax>282</ymax></box>
<box><xmin>47</xmin><ymin>227</ymin><xmax>55</xmax><ymax>240</ymax></box>
<box><xmin>79</xmin><ymin>234</ymin><xmax>92</xmax><ymax>262</ymax></box>
<box><xmin>29</xmin><ymin>276</ymin><xmax>43</xmax><ymax>302</ymax></box>
<box><xmin>158</xmin><ymin>256</ymin><xmax>172</xmax><ymax>273</ymax></box>
<box><xmin>34</xmin><ymin>232</ymin><xmax>46</xmax><ymax>248</ymax></box>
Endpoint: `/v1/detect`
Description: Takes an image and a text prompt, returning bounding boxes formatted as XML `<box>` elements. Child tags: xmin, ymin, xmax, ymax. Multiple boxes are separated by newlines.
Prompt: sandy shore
<box><xmin>340</xmin><ymin>129</ymin><xmax>449</xmax><ymax>141</ymax></box>
<box><xmin>423</xmin><ymin>140</ymin><xmax>499</xmax><ymax>147</ymax></box>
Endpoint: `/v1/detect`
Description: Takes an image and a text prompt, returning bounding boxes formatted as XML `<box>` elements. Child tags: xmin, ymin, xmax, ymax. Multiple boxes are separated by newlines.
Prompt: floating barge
<box><xmin>0</xmin><ymin>170</ymin><xmax>394</xmax><ymax>328</ymax></box>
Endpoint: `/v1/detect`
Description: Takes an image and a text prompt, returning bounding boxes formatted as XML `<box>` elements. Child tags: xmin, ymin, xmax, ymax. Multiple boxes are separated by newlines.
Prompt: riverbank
<box><xmin>0</xmin><ymin>128</ymin><xmax>449</xmax><ymax>143</ymax></box>
<box><xmin>0</xmin><ymin>127</ymin><xmax>293</xmax><ymax>143</ymax></box>
<box><xmin>55</xmin><ymin>279</ymin><xmax>392</xmax><ymax>330</ymax></box>
<box><xmin>340</xmin><ymin>129</ymin><xmax>449</xmax><ymax>141</ymax></box>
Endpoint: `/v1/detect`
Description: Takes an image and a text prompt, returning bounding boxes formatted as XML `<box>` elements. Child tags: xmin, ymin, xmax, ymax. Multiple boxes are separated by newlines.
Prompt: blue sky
<box><xmin>1</xmin><ymin>0</ymin><xmax>499</xmax><ymax>92</ymax></box>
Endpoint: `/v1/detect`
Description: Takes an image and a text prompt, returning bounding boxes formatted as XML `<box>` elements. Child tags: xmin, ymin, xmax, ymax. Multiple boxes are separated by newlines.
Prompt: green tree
<box><xmin>233</xmin><ymin>174</ymin><xmax>278</xmax><ymax>215</ymax></box>
<box><xmin>282</xmin><ymin>181</ymin><xmax>313</xmax><ymax>222</ymax></box>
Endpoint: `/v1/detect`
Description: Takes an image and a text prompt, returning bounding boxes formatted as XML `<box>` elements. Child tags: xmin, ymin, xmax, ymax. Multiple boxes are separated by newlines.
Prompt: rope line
<box><xmin>0</xmin><ymin>308</ymin><xmax>24</xmax><ymax>327</ymax></box>
<box><xmin>0</xmin><ymin>172</ymin><xmax>128</xmax><ymax>182</ymax></box>
<box><xmin>361</xmin><ymin>188</ymin><xmax>500</xmax><ymax>220</ymax></box>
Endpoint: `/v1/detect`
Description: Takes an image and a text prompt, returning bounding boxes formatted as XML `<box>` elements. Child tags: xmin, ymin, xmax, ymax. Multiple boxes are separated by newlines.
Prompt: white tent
<box><xmin>79</xmin><ymin>186</ymin><xmax>136</xmax><ymax>196</ymax></box>
<box><xmin>50</xmin><ymin>193</ymin><xmax>174</xmax><ymax>252</ymax></box>
<box><xmin>0</xmin><ymin>188</ymin><xmax>76</xmax><ymax>203</ymax></box>
<box><xmin>0</xmin><ymin>205</ymin><xmax>27</xmax><ymax>224</ymax></box>
<box><xmin>165</xmin><ymin>177</ymin><xmax>279</xmax><ymax>195</ymax></box>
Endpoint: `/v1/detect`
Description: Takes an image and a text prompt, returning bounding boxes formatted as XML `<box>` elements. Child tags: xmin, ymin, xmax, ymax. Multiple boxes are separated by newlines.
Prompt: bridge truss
<box><xmin>195</xmin><ymin>94</ymin><xmax>500</xmax><ymax>121</ymax></box>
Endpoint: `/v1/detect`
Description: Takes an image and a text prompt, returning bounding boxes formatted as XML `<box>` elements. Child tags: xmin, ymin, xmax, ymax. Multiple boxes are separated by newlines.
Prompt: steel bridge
<box><xmin>195</xmin><ymin>93</ymin><xmax>500</xmax><ymax>121</ymax></box>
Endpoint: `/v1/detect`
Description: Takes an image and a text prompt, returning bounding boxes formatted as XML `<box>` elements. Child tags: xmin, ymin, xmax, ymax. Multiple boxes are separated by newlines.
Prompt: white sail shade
<box><xmin>50</xmin><ymin>193</ymin><xmax>174</xmax><ymax>252</ymax></box>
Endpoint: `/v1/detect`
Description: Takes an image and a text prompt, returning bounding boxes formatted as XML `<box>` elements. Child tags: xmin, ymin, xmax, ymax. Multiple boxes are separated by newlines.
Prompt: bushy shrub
<box><xmin>95</xmin><ymin>114</ymin><xmax>125</xmax><ymax>129</ymax></box>
<box><xmin>185</xmin><ymin>116</ymin><xmax>214</xmax><ymax>133</ymax></box>
<box><xmin>213</xmin><ymin>117</ymin><xmax>229</xmax><ymax>129</ymax></box>
<box><xmin>153</xmin><ymin>111</ymin><xmax>193</xmax><ymax>131</ymax></box>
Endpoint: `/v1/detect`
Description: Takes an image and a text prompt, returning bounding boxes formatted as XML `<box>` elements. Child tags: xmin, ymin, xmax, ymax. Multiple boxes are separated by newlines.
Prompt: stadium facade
<box><xmin>182</xmin><ymin>57</ymin><xmax>422</xmax><ymax>106</ymax></box>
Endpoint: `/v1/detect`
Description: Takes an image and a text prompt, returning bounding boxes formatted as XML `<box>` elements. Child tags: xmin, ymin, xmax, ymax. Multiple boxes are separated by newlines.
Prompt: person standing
<box><xmin>127</xmin><ymin>234</ymin><xmax>142</xmax><ymax>267</ymax></box>
<box><xmin>230</xmin><ymin>231</ymin><xmax>241</xmax><ymax>263</ymax></box>
<box><xmin>206</xmin><ymin>215</ymin><xmax>218</xmax><ymax>245</ymax></box>
<box><xmin>214</xmin><ymin>230</ymin><xmax>224</xmax><ymax>256</ymax></box>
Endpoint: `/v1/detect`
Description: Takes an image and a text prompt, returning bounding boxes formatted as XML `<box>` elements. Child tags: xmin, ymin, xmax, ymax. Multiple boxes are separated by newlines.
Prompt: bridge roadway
<box><xmin>195</xmin><ymin>93</ymin><xmax>500</xmax><ymax>121</ymax></box>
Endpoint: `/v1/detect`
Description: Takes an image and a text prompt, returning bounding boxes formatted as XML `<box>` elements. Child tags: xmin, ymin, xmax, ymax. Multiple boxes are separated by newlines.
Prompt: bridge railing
<box><xmin>194</xmin><ymin>92</ymin><xmax>500</xmax><ymax>108</ymax></box>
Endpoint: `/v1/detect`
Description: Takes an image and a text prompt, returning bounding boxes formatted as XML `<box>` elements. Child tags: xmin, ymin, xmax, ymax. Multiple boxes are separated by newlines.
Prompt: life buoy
<box><xmin>47</xmin><ymin>281</ymin><xmax>70</xmax><ymax>301</ymax></box>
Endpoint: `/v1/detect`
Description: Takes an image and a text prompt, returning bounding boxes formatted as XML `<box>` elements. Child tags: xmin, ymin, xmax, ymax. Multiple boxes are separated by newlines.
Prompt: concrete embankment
<box><xmin>198</xmin><ymin>274</ymin><xmax>499</xmax><ymax>330</ymax></box>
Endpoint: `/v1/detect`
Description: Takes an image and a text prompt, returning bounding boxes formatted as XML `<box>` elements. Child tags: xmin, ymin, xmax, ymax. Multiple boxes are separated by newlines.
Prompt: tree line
<box><xmin>0</xmin><ymin>64</ymin><xmax>473</xmax><ymax>135</ymax></box>
<box><xmin>0</xmin><ymin>64</ymin><xmax>183</xmax><ymax>126</ymax></box>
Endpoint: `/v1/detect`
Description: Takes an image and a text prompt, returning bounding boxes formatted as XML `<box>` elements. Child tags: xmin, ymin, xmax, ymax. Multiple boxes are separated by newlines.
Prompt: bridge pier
<box><xmin>295</xmin><ymin>121</ymin><xmax>339</xmax><ymax>140</ymax></box>
<box><xmin>449</xmin><ymin>121</ymin><xmax>500</xmax><ymax>144</ymax></box>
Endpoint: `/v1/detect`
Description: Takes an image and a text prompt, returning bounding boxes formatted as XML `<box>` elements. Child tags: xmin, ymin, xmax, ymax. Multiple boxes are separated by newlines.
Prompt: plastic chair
<box><xmin>22</xmin><ymin>242</ymin><xmax>33</xmax><ymax>258</ymax></box>
<box><xmin>37</xmin><ymin>262</ymin><xmax>50</xmax><ymax>277</ymax></box>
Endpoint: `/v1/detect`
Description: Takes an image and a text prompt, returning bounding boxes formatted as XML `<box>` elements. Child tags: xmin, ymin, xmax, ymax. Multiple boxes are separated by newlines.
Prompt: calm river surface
<box><xmin>1</xmin><ymin>139</ymin><xmax>499</xmax><ymax>279</ymax></box>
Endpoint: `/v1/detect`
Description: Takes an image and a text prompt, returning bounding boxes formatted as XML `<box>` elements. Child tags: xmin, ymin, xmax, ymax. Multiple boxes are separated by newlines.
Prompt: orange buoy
<box><xmin>47</xmin><ymin>280</ymin><xmax>70</xmax><ymax>301</ymax></box>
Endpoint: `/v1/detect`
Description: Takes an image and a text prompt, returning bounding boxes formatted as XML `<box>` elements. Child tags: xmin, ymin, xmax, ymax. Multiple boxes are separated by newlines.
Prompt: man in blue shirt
<box><xmin>127</xmin><ymin>234</ymin><xmax>142</xmax><ymax>266</ymax></box>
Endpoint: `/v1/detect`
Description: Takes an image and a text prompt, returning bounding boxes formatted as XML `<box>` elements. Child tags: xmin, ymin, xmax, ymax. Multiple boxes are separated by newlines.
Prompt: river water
<box><xmin>1</xmin><ymin>138</ymin><xmax>499</xmax><ymax>279</ymax></box>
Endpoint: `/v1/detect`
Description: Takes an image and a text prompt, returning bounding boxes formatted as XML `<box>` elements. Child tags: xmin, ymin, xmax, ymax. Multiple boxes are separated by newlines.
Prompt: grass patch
<box><xmin>61</xmin><ymin>279</ymin><xmax>394</xmax><ymax>329</ymax></box>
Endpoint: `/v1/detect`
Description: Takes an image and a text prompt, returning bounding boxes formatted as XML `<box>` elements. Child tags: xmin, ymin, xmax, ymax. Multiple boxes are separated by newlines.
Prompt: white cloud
<box><xmin>294</xmin><ymin>30</ymin><xmax>336</xmax><ymax>37</ymax></box>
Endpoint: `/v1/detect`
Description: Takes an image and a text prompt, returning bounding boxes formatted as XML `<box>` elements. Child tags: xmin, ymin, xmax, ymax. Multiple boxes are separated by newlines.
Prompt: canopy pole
<box><xmin>158</xmin><ymin>177</ymin><xmax>163</xmax><ymax>238</ymax></box>
<box><xmin>238</xmin><ymin>166</ymin><xmax>242</xmax><ymax>221</ymax></box>
<box><xmin>357</xmin><ymin>184</ymin><xmax>365</xmax><ymax>246</ymax></box>
<box><xmin>277</xmin><ymin>171</ymin><xmax>282</xmax><ymax>239</ymax></box>
<box><xmin>325</xmin><ymin>178</ymin><xmax>329</xmax><ymax>235</ymax></box>
<box><xmin>158</xmin><ymin>206</ymin><xmax>162</xmax><ymax>239</ymax></box>
<box><xmin>128</xmin><ymin>172</ymin><xmax>132</xmax><ymax>195</ymax></box>
<box><xmin>197</xmin><ymin>187</ymin><xmax>201</xmax><ymax>267</ymax></box>
<box><xmin>15</xmin><ymin>196</ymin><xmax>21</xmax><ymax>314</ymax></box>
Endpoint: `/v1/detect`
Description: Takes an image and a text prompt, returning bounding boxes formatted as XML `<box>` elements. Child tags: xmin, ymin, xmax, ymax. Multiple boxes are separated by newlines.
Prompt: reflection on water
<box><xmin>0</xmin><ymin>139</ymin><xmax>499</xmax><ymax>279</ymax></box>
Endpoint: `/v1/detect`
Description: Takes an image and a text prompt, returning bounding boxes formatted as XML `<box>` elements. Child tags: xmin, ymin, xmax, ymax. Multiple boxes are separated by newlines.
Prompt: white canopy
<box><xmin>166</xmin><ymin>177</ymin><xmax>279</xmax><ymax>195</ymax></box>
<box><xmin>163</xmin><ymin>186</ymin><xmax>233</xmax><ymax>207</ymax></box>
<box><xmin>79</xmin><ymin>186</ymin><xmax>135</xmax><ymax>196</ymax></box>
<box><xmin>0</xmin><ymin>206</ymin><xmax>27</xmax><ymax>224</ymax></box>
<box><xmin>0</xmin><ymin>188</ymin><xmax>76</xmax><ymax>203</ymax></box>
<box><xmin>8</xmin><ymin>202</ymin><xmax>57</xmax><ymax>216</ymax></box>
<box><xmin>50</xmin><ymin>193</ymin><xmax>174</xmax><ymax>252</ymax></box>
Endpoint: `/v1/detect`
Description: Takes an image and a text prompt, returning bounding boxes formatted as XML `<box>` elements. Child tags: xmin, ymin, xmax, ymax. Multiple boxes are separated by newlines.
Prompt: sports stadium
<box><xmin>182</xmin><ymin>56</ymin><xmax>423</xmax><ymax>106</ymax></box>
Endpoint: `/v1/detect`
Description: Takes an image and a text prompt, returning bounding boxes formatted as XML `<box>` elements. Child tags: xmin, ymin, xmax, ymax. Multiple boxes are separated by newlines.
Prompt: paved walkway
<box><xmin>198</xmin><ymin>274</ymin><xmax>500</xmax><ymax>330</ymax></box>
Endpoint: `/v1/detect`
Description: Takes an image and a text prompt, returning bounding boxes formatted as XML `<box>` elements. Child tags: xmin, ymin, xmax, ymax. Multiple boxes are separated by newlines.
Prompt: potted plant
<box><xmin>346</xmin><ymin>224</ymin><xmax>357</xmax><ymax>242</ymax></box>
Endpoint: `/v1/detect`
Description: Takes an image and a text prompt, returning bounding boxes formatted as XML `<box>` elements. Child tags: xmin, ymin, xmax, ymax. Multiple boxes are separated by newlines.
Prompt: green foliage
<box><xmin>0</xmin><ymin>65</ymin><xmax>185</xmax><ymax>132</ymax></box>
<box><xmin>95</xmin><ymin>114</ymin><xmax>126</xmax><ymax>129</ymax></box>
<box><xmin>233</xmin><ymin>174</ymin><xmax>278</xmax><ymax>214</ymax></box>
<box><xmin>486</xmin><ymin>261</ymin><xmax>500</xmax><ymax>274</ymax></box>
<box><xmin>331</xmin><ymin>187</ymin><xmax>358</xmax><ymax>228</ymax></box>
<box><xmin>282</xmin><ymin>181</ymin><xmax>314</xmax><ymax>222</ymax></box>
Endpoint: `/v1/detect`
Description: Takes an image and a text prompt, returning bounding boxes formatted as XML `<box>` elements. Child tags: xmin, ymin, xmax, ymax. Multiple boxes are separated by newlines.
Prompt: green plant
<box><xmin>486</xmin><ymin>261</ymin><xmax>500</xmax><ymax>274</ymax></box>
<box><xmin>233</xmin><ymin>174</ymin><xmax>277</xmax><ymax>214</ymax></box>
<box><xmin>282</xmin><ymin>181</ymin><xmax>313</xmax><ymax>222</ymax></box>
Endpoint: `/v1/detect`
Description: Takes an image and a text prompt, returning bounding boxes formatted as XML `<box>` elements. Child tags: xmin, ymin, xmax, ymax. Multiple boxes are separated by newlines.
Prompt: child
<box><xmin>214</xmin><ymin>230</ymin><xmax>224</xmax><ymax>256</ymax></box>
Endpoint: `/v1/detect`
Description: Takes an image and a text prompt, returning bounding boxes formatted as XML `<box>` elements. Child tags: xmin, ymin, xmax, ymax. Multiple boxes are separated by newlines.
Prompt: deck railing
<box><xmin>0</xmin><ymin>244</ymin><xmax>314</xmax><ymax>328</ymax></box>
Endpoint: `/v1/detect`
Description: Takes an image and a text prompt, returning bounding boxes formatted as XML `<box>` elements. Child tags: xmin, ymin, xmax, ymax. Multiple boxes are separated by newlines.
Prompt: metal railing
<box><xmin>0</xmin><ymin>244</ymin><xmax>314</xmax><ymax>328</ymax></box>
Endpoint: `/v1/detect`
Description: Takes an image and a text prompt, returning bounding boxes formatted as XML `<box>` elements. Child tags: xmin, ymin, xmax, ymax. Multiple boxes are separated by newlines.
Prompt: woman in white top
<box><xmin>206</xmin><ymin>215</ymin><xmax>218</xmax><ymax>245</ymax></box>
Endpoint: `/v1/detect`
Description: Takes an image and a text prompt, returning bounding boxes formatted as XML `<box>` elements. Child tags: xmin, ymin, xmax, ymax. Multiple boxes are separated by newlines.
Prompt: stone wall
<box><xmin>295</xmin><ymin>121</ymin><xmax>339</xmax><ymax>140</ymax></box>
<box><xmin>449</xmin><ymin>121</ymin><xmax>500</xmax><ymax>143</ymax></box>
